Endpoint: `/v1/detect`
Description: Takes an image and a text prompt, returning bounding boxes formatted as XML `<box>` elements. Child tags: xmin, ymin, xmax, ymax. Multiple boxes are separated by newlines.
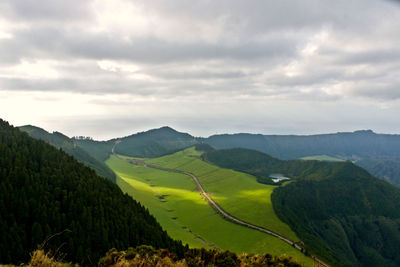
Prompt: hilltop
<box><xmin>113</xmin><ymin>126</ymin><xmax>198</xmax><ymax>158</ymax></box>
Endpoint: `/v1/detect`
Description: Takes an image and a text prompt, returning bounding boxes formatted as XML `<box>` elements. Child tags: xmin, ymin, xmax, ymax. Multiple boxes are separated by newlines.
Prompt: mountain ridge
<box><xmin>19</xmin><ymin>124</ymin><xmax>400</xmax><ymax>187</ymax></box>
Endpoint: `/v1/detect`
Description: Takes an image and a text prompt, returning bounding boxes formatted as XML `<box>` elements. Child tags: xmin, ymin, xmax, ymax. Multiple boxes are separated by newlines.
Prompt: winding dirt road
<box><xmin>111</xmin><ymin>145</ymin><xmax>329</xmax><ymax>267</ymax></box>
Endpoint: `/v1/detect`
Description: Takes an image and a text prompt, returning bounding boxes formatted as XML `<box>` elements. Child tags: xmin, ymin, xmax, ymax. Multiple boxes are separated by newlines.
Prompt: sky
<box><xmin>1</xmin><ymin>0</ymin><xmax>400</xmax><ymax>140</ymax></box>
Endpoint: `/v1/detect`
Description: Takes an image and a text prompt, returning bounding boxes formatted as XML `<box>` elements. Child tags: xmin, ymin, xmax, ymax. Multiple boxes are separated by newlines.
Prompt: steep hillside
<box><xmin>114</xmin><ymin>126</ymin><xmax>198</xmax><ymax>158</ymax></box>
<box><xmin>356</xmin><ymin>158</ymin><xmax>400</xmax><ymax>187</ymax></box>
<box><xmin>204</xmin><ymin>148</ymin><xmax>400</xmax><ymax>266</ymax></box>
<box><xmin>0</xmin><ymin>120</ymin><xmax>184</xmax><ymax>265</ymax></box>
<box><xmin>202</xmin><ymin>130</ymin><xmax>400</xmax><ymax>186</ymax></box>
<box><xmin>72</xmin><ymin>138</ymin><xmax>114</xmax><ymax>163</ymax></box>
<box><xmin>19</xmin><ymin>125</ymin><xmax>116</xmax><ymax>182</ymax></box>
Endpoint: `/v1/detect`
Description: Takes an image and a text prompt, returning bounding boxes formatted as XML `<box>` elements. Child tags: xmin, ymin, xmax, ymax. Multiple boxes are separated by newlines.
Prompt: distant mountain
<box><xmin>19</xmin><ymin>126</ymin><xmax>400</xmax><ymax>186</ymax></box>
<box><xmin>203</xmin><ymin>148</ymin><xmax>400</xmax><ymax>267</ymax></box>
<box><xmin>114</xmin><ymin>126</ymin><xmax>198</xmax><ymax>158</ymax></box>
<box><xmin>202</xmin><ymin>130</ymin><xmax>400</xmax><ymax>186</ymax></box>
<box><xmin>1</xmin><ymin>120</ymin><xmax>185</xmax><ymax>265</ymax></box>
<box><xmin>19</xmin><ymin>125</ymin><xmax>116</xmax><ymax>182</ymax></box>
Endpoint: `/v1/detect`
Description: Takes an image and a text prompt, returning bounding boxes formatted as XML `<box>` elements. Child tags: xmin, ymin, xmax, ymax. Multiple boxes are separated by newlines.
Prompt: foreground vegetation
<box><xmin>0</xmin><ymin>120</ymin><xmax>184</xmax><ymax>265</ymax></box>
<box><xmin>15</xmin><ymin>245</ymin><xmax>303</xmax><ymax>267</ymax></box>
<box><xmin>99</xmin><ymin>245</ymin><xmax>303</xmax><ymax>267</ymax></box>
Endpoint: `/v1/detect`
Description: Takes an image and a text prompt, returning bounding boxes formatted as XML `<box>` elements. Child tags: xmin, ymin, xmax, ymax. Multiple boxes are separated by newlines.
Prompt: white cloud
<box><xmin>1</xmin><ymin>0</ymin><xmax>400</xmax><ymax>137</ymax></box>
<box><xmin>4</xmin><ymin>60</ymin><xmax>60</xmax><ymax>79</ymax></box>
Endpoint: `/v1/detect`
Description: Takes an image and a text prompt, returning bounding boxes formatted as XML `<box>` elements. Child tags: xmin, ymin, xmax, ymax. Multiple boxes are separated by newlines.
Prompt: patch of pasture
<box><xmin>147</xmin><ymin>147</ymin><xmax>299</xmax><ymax>241</ymax></box>
<box><xmin>301</xmin><ymin>155</ymin><xmax>344</xmax><ymax>162</ymax></box>
<box><xmin>106</xmin><ymin>155</ymin><xmax>313</xmax><ymax>266</ymax></box>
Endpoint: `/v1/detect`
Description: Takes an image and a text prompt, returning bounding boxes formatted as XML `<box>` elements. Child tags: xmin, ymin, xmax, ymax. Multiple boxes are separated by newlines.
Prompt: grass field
<box><xmin>106</xmin><ymin>151</ymin><xmax>314</xmax><ymax>266</ymax></box>
<box><xmin>147</xmin><ymin>147</ymin><xmax>299</xmax><ymax>241</ymax></box>
<box><xmin>301</xmin><ymin>155</ymin><xmax>344</xmax><ymax>162</ymax></box>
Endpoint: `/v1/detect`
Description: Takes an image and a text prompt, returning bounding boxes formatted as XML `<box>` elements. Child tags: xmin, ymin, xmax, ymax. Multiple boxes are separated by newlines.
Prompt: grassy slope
<box><xmin>301</xmin><ymin>155</ymin><xmax>345</xmax><ymax>162</ymax></box>
<box><xmin>106</xmin><ymin>155</ymin><xmax>313</xmax><ymax>266</ymax></box>
<box><xmin>147</xmin><ymin>147</ymin><xmax>299</xmax><ymax>241</ymax></box>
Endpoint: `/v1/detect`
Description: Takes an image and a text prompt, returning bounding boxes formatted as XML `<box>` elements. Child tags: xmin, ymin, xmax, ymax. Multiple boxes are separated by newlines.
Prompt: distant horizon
<box><xmin>14</xmin><ymin>120</ymin><xmax>400</xmax><ymax>142</ymax></box>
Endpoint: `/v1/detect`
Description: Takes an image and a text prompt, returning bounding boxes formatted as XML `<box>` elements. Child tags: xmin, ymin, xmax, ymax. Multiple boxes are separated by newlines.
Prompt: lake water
<box><xmin>269</xmin><ymin>173</ymin><xmax>291</xmax><ymax>183</ymax></box>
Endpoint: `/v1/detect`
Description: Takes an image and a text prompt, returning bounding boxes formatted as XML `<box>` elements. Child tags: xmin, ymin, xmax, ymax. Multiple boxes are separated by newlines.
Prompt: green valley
<box><xmin>15</xmin><ymin>123</ymin><xmax>400</xmax><ymax>267</ymax></box>
<box><xmin>106</xmin><ymin>147</ymin><xmax>314</xmax><ymax>266</ymax></box>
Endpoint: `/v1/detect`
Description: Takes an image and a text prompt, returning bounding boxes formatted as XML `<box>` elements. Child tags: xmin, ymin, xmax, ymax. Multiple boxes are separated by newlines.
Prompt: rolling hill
<box><xmin>202</xmin><ymin>130</ymin><xmax>400</xmax><ymax>187</ymax></box>
<box><xmin>1</xmin><ymin>120</ymin><xmax>185</xmax><ymax>265</ymax></box>
<box><xmin>203</xmin><ymin>148</ymin><xmax>400</xmax><ymax>266</ymax></box>
<box><xmin>113</xmin><ymin>126</ymin><xmax>198</xmax><ymax>158</ymax></box>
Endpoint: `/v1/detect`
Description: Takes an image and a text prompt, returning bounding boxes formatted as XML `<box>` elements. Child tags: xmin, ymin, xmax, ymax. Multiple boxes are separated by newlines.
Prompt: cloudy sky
<box><xmin>1</xmin><ymin>0</ymin><xmax>400</xmax><ymax>140</ymax></box>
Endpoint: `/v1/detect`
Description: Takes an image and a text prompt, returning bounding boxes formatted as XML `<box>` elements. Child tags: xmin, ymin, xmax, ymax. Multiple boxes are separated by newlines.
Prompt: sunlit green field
<box><xmin>106</xmin><ymin>151</ymin><xmax>313</xmax><ymax>266</ymax></box>
<box><xmin>147</xmin><ymin>147</ymin><xmax>299</xmax><ymax>241</ymax></box>
<box><xmin>301</xmin><ymin>155</ymin><xmax>344</xmax><ymax>162</ymax></box>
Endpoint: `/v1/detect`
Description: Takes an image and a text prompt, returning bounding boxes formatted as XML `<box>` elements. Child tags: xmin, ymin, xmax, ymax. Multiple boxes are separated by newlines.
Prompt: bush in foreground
<box><xmin>98</xmin><ymin>245</ymin><xmax>302</xmax><ymax>267</ymax></box>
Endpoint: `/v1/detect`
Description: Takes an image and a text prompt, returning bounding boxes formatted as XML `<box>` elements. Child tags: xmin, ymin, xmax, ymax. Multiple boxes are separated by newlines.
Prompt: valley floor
<box><xmin>106</xmin><ymin>148</ymin><xmax>314</xmax><ymax>266</ymax></box>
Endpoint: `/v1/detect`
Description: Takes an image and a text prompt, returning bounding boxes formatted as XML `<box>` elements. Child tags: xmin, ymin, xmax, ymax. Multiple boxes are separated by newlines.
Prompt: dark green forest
<box><xmin>113</xmin><ymin>126</ymin><xmax>198</xmax><ymax>158</ymax></box>
<box><xmin>19</xmin><ymin>125</ymin><xmax>116</xmax><ymax>182</ymax></box>
<box><xmin>72</xmin><ymin>138</ymin><xmax>114</xmax><ymax>163</ymax></box>
<box><xmin>202</xmin><ymin>148</ymin><xmax>358</xmax><ymax>182</ymax></box>
<box><xmin>0</xmin><ymin>120</ymin><xmax>185</xmax><ymax>265</ymax></box>
<box><xmin>203</xmin><ymin>148</ymin><xmax>400</xmax><ymax>267</ymax></box>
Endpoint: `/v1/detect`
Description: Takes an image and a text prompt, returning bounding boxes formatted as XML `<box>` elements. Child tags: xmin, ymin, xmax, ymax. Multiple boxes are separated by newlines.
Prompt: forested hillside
<box><xmin>203</xmin><ymin>148</ymin><xmax>358</xmax><ymax>184</ymax></box>
<box><xmin>204</xmin><ymin>148</ymin><xmax>400</xmax><ymax>267</ymax></box>
<box><xmin>72</xmin><ymin>138</ymin><xmax>114</xmax><ymax>163</ymax></box>
<box><xmin>19</xmin><ymin>125</ymin><xmax>116</xmax><ymax>182</ymax></box>
<box><xmin>114</xmin><ymin>126</ymin><xmax>198</xmax><ymax>158</ymax></box>
<box><xmin>202</xmin><ymin>130</ymin><xmax>400</xmax><ymax>186</ymax></box>
<box><xmin>0</xmin><ymin>120</ymin><xmax>185</xmax><ymax>265</ymax></box>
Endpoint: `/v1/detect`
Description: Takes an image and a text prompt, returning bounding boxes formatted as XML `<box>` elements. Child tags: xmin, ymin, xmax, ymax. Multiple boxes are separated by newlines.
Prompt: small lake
<box><xmin>269</xmin><ymin>173</ymin><xmax>291</xmax><ymax>183</ymax></box>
